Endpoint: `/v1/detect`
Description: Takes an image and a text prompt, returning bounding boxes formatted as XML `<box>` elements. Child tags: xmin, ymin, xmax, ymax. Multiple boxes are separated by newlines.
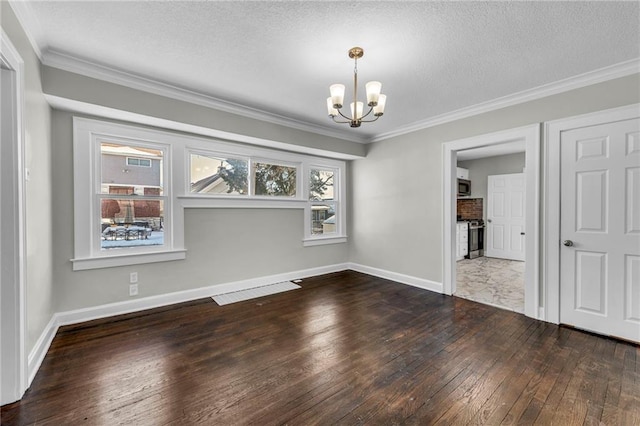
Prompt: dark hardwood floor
<box><xmin>2</xmin><ymin>271</ymin><xmax>639</xmax><ymax>425</ymax></box>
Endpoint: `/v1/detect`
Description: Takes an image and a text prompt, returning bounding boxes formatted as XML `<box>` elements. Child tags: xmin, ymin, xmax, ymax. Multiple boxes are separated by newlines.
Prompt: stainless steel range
<box><xmin>466</xmin><ymin>220</ymin><xmax>485</xmax><ymax>259</ymax></box>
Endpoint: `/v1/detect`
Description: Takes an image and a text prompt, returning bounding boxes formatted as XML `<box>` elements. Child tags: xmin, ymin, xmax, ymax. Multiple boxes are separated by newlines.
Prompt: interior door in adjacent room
<box><xmin>560</xmin><ymin>117</ymin><xmax>640</xmax><ymax>343</ymax></box>
<box><xmin>486</xmin><ymin>173</ymin><xmax>525</xmax><ymax>261</ymax></box>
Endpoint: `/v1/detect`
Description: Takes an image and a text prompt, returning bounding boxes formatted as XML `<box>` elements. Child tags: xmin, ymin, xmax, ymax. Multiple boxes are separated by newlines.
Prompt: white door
<box><xmin>486</xmin><ymin>173</ymin><xmax>525</xmax><ymax>261</ymax></box>
<box><xmin>560</xmin><ymin>118</ymin><xmax>640</xmax><ymax>343</ymax></box>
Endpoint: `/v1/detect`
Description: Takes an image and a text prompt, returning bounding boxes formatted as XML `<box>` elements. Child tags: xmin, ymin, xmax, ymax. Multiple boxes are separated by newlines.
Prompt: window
<box><xmin>100</xmin><ymin>143</ymin><xmax>165</xmax><ymax>250</ymax></box>
<box><xmin>189</xmin><ymin>152</ymin><xmax>248</xmax><ymax>195</ymax></box>
<box><xmin>126</xmin><ymin>157</ymin><xmax>152</xmax><ymax>167</ymax></box>
<box><xmin>304</xmin><ymin>165</ymin><xmax>346</xmax><ymax>246</ymax></box>
<box><xmin>309</xmin><ymin>169</ymin><xmax>336</xmax><ymax>236</ymax></box>
<box><xmin>253</xmin><ymin>161</ymin><xmax>297</xmax><ymax>197</ymax></box>
<box><xmin>73</xmin><ymin>118</ymin><xmax>346</xmax><ymax>270</ymax></box>
<box><xmin>72</xmin><ymin>118</ymin><xmax>185</xmax><ymax>270</ymax></box>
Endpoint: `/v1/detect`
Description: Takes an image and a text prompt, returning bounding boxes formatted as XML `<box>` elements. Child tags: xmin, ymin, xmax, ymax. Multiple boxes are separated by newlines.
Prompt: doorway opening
<box><xmin>455</xmin><ymin>149</ymin><xmax>526</xmax><ymax>313</ymax></box>
<box><xmin>442</xmin><ymin>125</ymin><xmax>541</xmax><ymax>320</ymax></box>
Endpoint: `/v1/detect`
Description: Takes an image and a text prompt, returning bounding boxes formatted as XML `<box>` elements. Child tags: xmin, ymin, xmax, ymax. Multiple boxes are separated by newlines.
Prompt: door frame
<box><xmin>543</xmin><ymin>103</ymin><xmax>640</xmax><ymax>325</ymax></box>
<box><xmin>442</xmin><ymin>124</ymin><xmax>541</xmax><ymax>319</ymax></box>
<box><xmin>0</xmin><ymin>29</ymin><xmax>27</xmax><ymax>405</ymax></box>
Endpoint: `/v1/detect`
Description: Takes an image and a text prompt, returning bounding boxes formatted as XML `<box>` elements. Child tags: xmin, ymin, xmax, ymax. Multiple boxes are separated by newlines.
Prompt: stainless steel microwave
<box><xmin>458</xmin><ymin>179</ymin><xmax>471</xmax><ymax>196</ymax></box>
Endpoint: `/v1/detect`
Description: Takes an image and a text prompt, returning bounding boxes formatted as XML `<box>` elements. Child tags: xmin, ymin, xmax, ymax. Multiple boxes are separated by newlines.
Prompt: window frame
<box><xmin>73</xmin><ymin>117</ymin><xmax>347</xmax><ymax>270</ymax></box>
<box><xmin>95</xmin><ymin>136</ymin><xmax>169</xmax><ymax>254</ymax></box>
<box><xmin>72</xmin><ymin>118</ymin><xmax>186</xmax><ymax>271</ymax></box>
<box><xmin>303</xmin><ymin>163</ymin><xmax>346</xmax><ymax>246</ymax></box>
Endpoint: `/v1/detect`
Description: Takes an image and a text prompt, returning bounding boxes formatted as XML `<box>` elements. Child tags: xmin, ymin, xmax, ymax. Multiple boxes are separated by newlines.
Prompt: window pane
<box><xmin>310</xmin><ymin>169</ymin><xmax>334</xmax><ymax>201</ymax></box>
<box><xmin>100</xmin><ymin>198</ymin><xmax>164</xmax><ymax>249</ymax></box>
<box><xmin>254</xmin><ymin>162</ymin><xmax>297</xmax><ymax>197</ymax></box>
<box><xmin>190</xmin><ymin>154</ymin><xmax>247</xmax><ymax>195</ymax></box>
<box><xmin>311</xmin><ymin>203</ymin><xmax>336</xmax><ymax>235</ymax></box>
<box><xmin>101</xmin><ymin>143</ymin><xmax>163</xmax><ymax>195</ymax></box>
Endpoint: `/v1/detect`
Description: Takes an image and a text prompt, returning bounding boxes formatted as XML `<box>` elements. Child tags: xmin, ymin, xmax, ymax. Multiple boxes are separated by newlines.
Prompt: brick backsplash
<box><xmin>457</xmin><ymin>198</ymin><xmax>483</xmax><ymax>220</ymax></box>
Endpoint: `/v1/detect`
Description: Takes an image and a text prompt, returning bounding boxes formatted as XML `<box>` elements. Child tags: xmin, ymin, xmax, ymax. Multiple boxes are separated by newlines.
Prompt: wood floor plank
<box><xmin>2</xmin><ymin>270</ymin><xmax>638</xmax><ymax>426</ymax></box>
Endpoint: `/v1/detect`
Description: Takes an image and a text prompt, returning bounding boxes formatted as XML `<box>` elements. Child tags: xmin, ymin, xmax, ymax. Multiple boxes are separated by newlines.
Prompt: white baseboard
<box><xmin>27</xmin><ymin>315</ymin><xmax>58</xmax><ymax>386</ymax></box>
<box><xmin>347</xmin><ymin>263</ymin><xmax>443</xmax><ymax>293</ymax></box>
<box><xmin>26</xmin><ymin>262</ymin><xmax>439</xmax><ymax>389</ymax></box>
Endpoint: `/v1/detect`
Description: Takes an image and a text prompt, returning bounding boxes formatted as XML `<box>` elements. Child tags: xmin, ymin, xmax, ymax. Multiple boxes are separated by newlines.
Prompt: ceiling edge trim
<box><xmin>370</xmin><ymin>58</ymin><xmax>640</xmax><ymax>143</ymax></box>
<box><xmin>42</xmin><ymin>50</ymin><xmax>370</xmax><ymax>144</ymax></box>
<box><xmin>7</xmin><ymin>0</ymin><xmax>44</xmax><ymax>60</ymax></box>
<box><xmin>44</xmin><ymin>95</ymin><xmax>365</xmax><ymax>161</ymax></box>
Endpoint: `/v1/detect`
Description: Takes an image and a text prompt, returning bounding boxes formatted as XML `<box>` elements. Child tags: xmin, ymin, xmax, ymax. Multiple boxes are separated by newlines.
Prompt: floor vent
<box><xmin>212</xmin><ymin>281</ymin><xmax>301</xmax><ymax>306</ymax></box>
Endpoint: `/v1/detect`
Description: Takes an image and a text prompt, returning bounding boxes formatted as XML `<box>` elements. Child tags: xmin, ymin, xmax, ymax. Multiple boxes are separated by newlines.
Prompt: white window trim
<box><xmin>182</xmin><ymin>144</ymin><xmax>347</xmax><ymax>245</ymax></box>
<box><xmin>303</xmin><ymin>163</ymin><xmax>346</xmax><ymax>246</ymax></box>
<box><xmin>72</xmin><ymin>118</ymin><xmax>186</xmax><ymax>270</ymax></box>
<box><xmin>73</xmin><ymin>117</ymin><xmax>347</xmax><ymax>271</ymax></box>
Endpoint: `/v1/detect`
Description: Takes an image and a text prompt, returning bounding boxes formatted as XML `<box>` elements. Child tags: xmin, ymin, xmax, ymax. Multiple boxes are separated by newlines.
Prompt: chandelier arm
<box><xmin>336</xmin><ymin>108</ymin><xmax>353</xmax><ymax>121</ymax></box>
<box><xmin>360</xmin><ymin>114</ymin><xmax>381</xmax><ymax>124</ymax></box>
<box><xmin>331</xmin><ymin>115</ymin><xmax>352</xmax><ymax>124</ymax></box>
<box><xmin>359</xmin><ymin>106</ymin><xmax>375</xmax><ymax>120</ymax></box>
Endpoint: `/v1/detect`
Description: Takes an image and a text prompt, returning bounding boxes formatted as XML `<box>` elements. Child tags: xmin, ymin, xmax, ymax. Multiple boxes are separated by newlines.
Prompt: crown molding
<box><xmin>44</xmin><ymin>95</ymin><xmax>365</xmax><ymax>160</ymax></box>
<box><xmin>42</xmin><ymin>49</ymin><xmax>369</xmax><ymax>144</ymax></box>
<box><xmin>371</xmin><ymin>58</ymin><xmax>640</xmax><ymax>143</ymax></box>
<box><xmin>7</xmin><ymin>0</ymin><xmax>44</xmax><ymax>60</ymax></box>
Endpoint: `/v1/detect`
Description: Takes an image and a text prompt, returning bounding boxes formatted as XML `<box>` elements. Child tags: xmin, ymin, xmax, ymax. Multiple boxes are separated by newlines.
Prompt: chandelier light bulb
<box><xmin>366</xmin><ymin>81</ymin><xmax>382</xmax><ymax>106</ymax></box>
<box><xmin>329</xmin><ymin>84</ymin><xmax>345</xmax><ymax>109</ymax></box>
<box><xmin>373</xmin><ymin>94</ymin><xmax>387</xmax><ymax>116</ymax></box>
<box><xmin>327</xmin><ymin>97</ymin><xmax>338</xmax><ymax>117</ymax></box>
<box><xmin>350</xmin><ymin>101</ymin><xmax>364</xmax><ymax>120</ymax></box>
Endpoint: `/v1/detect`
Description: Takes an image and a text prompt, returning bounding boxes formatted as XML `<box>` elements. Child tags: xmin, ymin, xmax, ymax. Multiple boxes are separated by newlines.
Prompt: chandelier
<box><xmin>326</xmin><ymin>47</ymin><xmax>387</xmax><ymax>128</ymax></box>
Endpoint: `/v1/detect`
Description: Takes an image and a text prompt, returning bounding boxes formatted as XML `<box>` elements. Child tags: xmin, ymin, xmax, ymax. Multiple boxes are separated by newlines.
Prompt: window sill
<box><xmin>302</xmin><ymin>236</ymin><xmax>347</xmax><ymax>247</ymax></box>
<box><xmin>177</xmin><ymin>196</ymin><xmax>306</xmax><ymax>209</ymax></box>
<box><xmin>71</xmin><ymin>249</ymin><xmax>187</xmax><ymax>271</ymax></box>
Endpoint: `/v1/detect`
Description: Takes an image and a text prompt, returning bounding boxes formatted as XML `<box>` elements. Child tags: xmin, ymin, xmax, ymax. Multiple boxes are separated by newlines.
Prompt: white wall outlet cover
<box><xmin>130</xmin><ymin>272</ymin><xmax>138</xmax><ymax>283</ymax></box>
<box><xmin>129</xmin><ymin>284</ymin><xmax>138</xmax><ymax>296</ymax></box>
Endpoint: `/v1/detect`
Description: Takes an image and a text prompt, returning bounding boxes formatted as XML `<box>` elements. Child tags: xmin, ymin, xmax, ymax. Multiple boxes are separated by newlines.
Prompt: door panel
<box><xmin>486</xmin><ymin>173</ymin><xmax>525</xmax><ymax>260</ymax></box>
<box><xmin>624</xmin><ymin>255</ymin><xmax>640</xmax><ymax>322</ymax></box>
<box><xmin>626</xmin><ymin>167</ymin><xmax>640</xmax><ymax>234</ymax></box>
<box><xmin>560</xmin><ymin>117</ymin><xmax>640</xmax><ymax>342</ymax></box>
<box><xmin>574</xmin><ymin>251</ymin><xmax>607</xmax><ymax>314</ymax></box>
<box><xmin>576</xmin><ymin>170</ymin><xmax>608</xmax><ymax>232</ymax></box>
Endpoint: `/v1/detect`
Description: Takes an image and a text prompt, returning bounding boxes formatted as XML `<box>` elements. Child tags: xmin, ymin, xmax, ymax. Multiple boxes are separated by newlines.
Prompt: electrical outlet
<box><xmin>129</xmin><ymin>284</ymin><xmax>138</xmax><ymax>296</ymax></box>
<box><xmin>130</xmin><ymin>272</ymin><xmax>138</xmax><ymax>283</ymax></box>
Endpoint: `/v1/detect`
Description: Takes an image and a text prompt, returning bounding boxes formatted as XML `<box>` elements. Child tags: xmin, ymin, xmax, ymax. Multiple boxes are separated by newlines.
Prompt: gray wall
<box><xmin>2</xmin><ymin>3</ymin><xmax>55</xmax><ymax>352</ymax></box>
<box><xmin>458</xmin><ymin>152</ymin><xmax>526</xmax><ymax>221</ymax></box>
<box><xmin>42</xmin><ymin>66</ymin><xmax>366</xmax><ymax>160</ymax></box>
<box><xmin>350</xmin><ymin>74</ymin><xmax>640</xmax><ymax>284</ymax></box>
<box><xmin>52</xmin><ymin>110</ymin><xmax>349</xmax><ymax>312</ymax></box>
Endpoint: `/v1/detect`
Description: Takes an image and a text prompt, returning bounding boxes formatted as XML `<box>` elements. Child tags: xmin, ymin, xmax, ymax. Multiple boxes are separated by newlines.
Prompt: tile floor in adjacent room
<box><xmin>455</xmin><ymin>256</ymin><xmax>525</xmax><ymax>313</ymax></box>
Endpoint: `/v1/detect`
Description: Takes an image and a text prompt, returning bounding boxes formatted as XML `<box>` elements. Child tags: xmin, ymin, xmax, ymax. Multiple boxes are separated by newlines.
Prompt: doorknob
<box><xmin>487</xmin><ymin>219</ymin><xmax>492</xmax><ymax>223</ymax></box>
<box><xmin>563</xmin><ymin>240</ymin><xmax>574</xmax><ymax>247</ymax></box>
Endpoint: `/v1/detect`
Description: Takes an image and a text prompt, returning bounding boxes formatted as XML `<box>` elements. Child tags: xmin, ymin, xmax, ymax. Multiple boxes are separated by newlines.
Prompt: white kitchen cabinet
<box><xmin>456</xmin><ymin>222</ymin><xmax>469</xmax><ymax>261</ymax></box>
<box><xmin>456</xmin><ymin>167</ymin><xmax>469</xmax><ymax>180</ymax></box>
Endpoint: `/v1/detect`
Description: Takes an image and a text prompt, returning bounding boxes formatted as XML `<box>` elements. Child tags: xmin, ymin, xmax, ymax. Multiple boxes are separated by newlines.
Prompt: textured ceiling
<box><xmin>16</xmin><ymin>1</ymin><xmax>640</xmax><ymax>141</ymax></box>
